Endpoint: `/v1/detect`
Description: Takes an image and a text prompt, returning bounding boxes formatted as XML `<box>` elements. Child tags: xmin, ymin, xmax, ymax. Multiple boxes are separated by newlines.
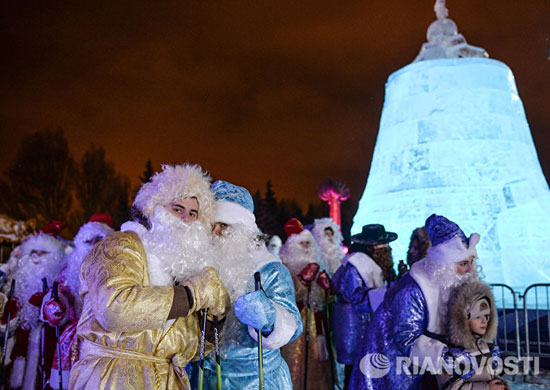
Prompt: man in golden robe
<box><xmin>69</xmin><ymin>164</ymin><xmax>231</xmax><ymax>390</ymax></box>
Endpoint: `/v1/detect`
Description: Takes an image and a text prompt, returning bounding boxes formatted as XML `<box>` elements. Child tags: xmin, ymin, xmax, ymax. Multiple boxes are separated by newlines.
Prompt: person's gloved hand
<box><xmin>316</xmin><ymin>271</ymin><xmax>331</xmax><ymax>291</ymax></box>
<box><xmin>43</xmin><ymin>298</ymin><xmax>67</xmax><ymax>327</ymax></box>
<box><xmin>298</xmin><ymin>263</ymin><xmax>320</xmax><ymax>286</ymax></box>
<box><xmin>184</xmin><ymin>267</ymin><xmax>231</xmax><ymax>317</ymax></box>
<box><xmin>235</xmin><ymin>290</ymin><xmax>275</xmax><ymax>333</ymax></box>
<box><xmin>0</xmin><ymin>297</ymin><xmax>20</xmax><ymax>325</ymax></box>
<box><xmin>28</xmin><ymin>291</ymin><xmax>47</xmax><ymax>307</ymax></box>
<box><xmin>442</xmin><ymin>347</ymin><xmax>477</xmax><ymax>380</ymax></box>
<box><xmin>490</xmin><ymin>345</ymin><xmax>501</xmax><ymax>370</ymax></box>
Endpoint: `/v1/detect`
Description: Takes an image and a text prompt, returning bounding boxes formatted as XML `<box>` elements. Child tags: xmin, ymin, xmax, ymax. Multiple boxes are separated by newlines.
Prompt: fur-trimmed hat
<box><xmin>211</xmin><ymin>180</ymin><xmax>256</xmax><ymax>229</ymax></box>
<box><xmin>425</xmin><ymin>214</ymin><xmax>480</xmax><ymax>264</ymax></box>
<box><xmin>133</xmin><ymin>164</ymin><xmax>215</xmax><ymax>227</ymax></box>
<box><xmin>73</xmin><ymin>215</ymin><xmax>115</xmax><ymax>249</ymax></box>
<box><xmin>447</xmin><ymin>279</ymin><xmax>497</xmax><ymax>350</ymax></box>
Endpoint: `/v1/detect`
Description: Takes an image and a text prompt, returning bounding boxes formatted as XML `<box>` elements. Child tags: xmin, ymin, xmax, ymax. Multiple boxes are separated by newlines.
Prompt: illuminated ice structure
<box><xmin>352</xmin><ymin>2</ymin><xmax>550</xmax><ymax>297</ymax></box>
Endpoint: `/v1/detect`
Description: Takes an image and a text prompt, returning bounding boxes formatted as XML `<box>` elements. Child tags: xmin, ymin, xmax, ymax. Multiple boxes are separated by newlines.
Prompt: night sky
<box><xmin>1</xmin><ymin>0</ymin><xmax>549</xmax><ymax>218</ymax></box>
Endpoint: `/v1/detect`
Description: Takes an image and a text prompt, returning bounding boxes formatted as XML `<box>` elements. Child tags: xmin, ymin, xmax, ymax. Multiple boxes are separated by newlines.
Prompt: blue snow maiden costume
<box><xmin>349</xmin><ymin>214</ymin><xmax>481</xmax><ymax>390</ymax></box>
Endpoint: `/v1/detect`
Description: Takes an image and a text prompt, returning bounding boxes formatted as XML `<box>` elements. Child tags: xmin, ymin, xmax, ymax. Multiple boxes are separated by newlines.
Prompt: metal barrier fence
<box><xmin>521</xmin><ymin>283</ymin><xmax>550</xmax><ymax>379</ymax></box>
<box><xmin>489</xmin><ymin>284</ymin><xmax>521</xmax><ymax>359</ymax></box>
<box><xmin>489</xmin><ymin>283</ymin><xmax>550</xmax><ymax>383</ymax></box>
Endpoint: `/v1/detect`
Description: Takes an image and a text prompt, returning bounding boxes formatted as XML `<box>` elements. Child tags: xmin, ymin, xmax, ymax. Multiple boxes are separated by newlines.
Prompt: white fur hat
<box><xmin>20</xmin><ymin>233</ymin><xmax>65</xmax><ymax>258</ymax></box>
<box><xmin>134</xmin><ymin>164</ymin><xmax>215</xmax><ymax>227</ymax></box>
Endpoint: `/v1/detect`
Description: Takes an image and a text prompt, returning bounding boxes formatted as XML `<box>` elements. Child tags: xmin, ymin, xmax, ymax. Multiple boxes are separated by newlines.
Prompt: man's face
<box><xmin>456</xmin><ymin>255</ymin><xmax>475</xmax><ymax>274</ymax></box>
<box><xmin>299</xmin><ymin>240</ymin><xmax>311</xmax><ymax>249</ymax></box>
<box><xmin>324</xmin><ymin>228</ymin><xmax>334</xmax><ymax>242</ymax></box>
<box><xmin>165</xmin><ymin>197</ymin><xmax>199</xmax><ymax>222</ymax></box>
<box><xmin>29</xmin><ymin>249</ymin><xmax>50</xmax><ymax>264</ymax></box>
<box><xmin>212</xmin><ymin>222</ymin><xmax>229</xmax><ymax>236</ymax></box>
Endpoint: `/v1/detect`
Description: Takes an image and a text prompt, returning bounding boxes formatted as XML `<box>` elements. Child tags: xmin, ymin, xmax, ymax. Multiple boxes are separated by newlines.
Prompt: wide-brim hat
<box><xmin>351</xmin><ymin>224</ymin><xmax>397</xmax><ymax>246</ymax></box>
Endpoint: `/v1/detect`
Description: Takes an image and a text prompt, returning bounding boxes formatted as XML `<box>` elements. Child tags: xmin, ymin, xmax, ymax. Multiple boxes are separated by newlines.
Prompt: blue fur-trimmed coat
<box><xmin>349</xmin><ymin>260</ymin><xmax>449</xmax><ymax>390</ymax></box>
<box><xmin>331</xmin><ymin>252</ymin><xmax>386</xmax><ymax>365</ymax></box>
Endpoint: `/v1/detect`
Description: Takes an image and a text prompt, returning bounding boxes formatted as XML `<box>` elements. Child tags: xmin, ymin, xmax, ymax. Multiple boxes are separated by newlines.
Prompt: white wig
<box><xmin>19</xmin><ymin>233</ymin><xmax>65</xmax><ymax>258</ymax></box>
<box><xmin>133</xmin><ymin>163</ymin><xmax>215</xmax><ymax>227</ymax></box>
<box><xmin>311</xmin><ymin>217</ymin><xmax>343</xmax><ymax>245</ymax></box>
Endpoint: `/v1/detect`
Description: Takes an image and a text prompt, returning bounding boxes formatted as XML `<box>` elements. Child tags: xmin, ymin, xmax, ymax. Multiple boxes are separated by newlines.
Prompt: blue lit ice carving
<box><xmin>352</xmin><ymin>58</ymin><xmax>550</xmax><ymax>295</ymax></box>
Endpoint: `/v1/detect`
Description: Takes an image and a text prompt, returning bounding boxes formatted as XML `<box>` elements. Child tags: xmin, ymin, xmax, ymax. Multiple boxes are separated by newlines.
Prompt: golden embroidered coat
<box><xmin>69</xmin><ymin>231</ymin><xmax>209</xmax><ymax>390</ymax></box>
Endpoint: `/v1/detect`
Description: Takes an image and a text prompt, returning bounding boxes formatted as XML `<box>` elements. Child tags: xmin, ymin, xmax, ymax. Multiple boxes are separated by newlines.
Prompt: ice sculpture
<box><xmin>352</xmin><ymin>2</ymin><xmax>550</xmax><ymax>295</ymax></box>
<box><xmin>415</xmin><ymin>0</ymin><xmax>488</xmax><ymax>61</ymax></box>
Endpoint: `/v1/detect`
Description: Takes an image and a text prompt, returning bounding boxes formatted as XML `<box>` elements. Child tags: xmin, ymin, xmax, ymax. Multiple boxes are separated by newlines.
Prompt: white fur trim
<box><xmin>214</xmin><ymin>200</ymin><xmax>257</xmax><ymax>230</ymax></box>
<box><xmin>427</xmin><ymin>234</ymin><xmax>480</xmax><ymax>265</ymax></box>
<box><xmin>409</xmin><ymin>334</ymin><xmax>446</xmax><ymax>372</ymax></box>
<box><xmin>247</xmin><ymin>301</ymin><xmax>297</xmax><ymax>350</ymax></box>
<box><xmin>120</xmin><ymin>221</ymin><xmax>148</xmax><ymax>235</ymax></box>
<box><xmin>346</xmin><ymin>252</ymin><xmax>386</xmax><ymax>289</ymax></box>
<box><xmin>23</xmin><ymin>325</ymin><xmax>41</xmax><ymax>390</ymax></box>
<box><xmin>409</xmin><ymin>261</ymin><xmax>442</xmax><ymax>333</ymax></box>
<box><xmin>49</xmin><ymin>368</ymin><xmax>70</xmax><ymax>390</ymax></box>
<box><xmin>10</xmin><ymin>356</ymin><xmax>26</xmax><ymax>388</ymax></box>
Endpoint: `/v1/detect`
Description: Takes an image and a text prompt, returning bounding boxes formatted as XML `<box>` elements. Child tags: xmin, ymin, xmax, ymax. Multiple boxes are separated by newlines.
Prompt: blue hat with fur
<box><xmin>211</xmin><ymin>180</ymin><xmax>256</xmax><ymax>228</ymax></box>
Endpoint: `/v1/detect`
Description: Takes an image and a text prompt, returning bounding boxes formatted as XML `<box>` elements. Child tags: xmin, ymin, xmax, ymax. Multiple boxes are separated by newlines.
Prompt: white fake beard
<box><xmin>317</xmin><ymin>238</ymin><xmax>344</xmax><ymax>275</ymax></box>
<box><xmin>416</xmin><ymin>258</ymin><xmax>478</xmax><ymax>329</ymax></box>
<box><xmin>280</xmin><ymin>242</ymin><xmax>321</xmax><ymax>276</ymax></box>
<box><xmin>211</xmin><ymin>225</ymin><xmax>259</xmax><ymax>346</ymax></box>
<box><xmin>13</xmin><ymin>253</ymin><xmax>63</xmax><ymax>330</ymax></box>
<box><xmin>142</xmin><ymin>206</ymin><xmax>215</xmax><ymax>284</ymax></box>
<box><xmin>280</xmin><ymin>243</ymin><xmax>325</xmax><ymax>311</ymax></box>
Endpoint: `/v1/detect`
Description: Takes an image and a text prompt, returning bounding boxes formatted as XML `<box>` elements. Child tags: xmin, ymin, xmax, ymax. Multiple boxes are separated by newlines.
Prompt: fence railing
<box><xmin>490</xmin><ymin>282</ymin><xmax>550</xmax><ymax>383</ymax></box>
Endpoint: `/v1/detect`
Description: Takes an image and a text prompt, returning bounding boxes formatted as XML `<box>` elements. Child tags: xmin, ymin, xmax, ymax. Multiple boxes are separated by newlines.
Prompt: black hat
<box><xmin>351</xmin><ymin>224</ymin><xmax>398</xmax><ymax>246</ymax></box>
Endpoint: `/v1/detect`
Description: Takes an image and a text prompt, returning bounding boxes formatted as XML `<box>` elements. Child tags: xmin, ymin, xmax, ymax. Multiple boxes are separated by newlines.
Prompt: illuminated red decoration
<box><xmin>318</xmin><ymin>179</ymin><xmax>350</xmax><ymax>229</ymax></box>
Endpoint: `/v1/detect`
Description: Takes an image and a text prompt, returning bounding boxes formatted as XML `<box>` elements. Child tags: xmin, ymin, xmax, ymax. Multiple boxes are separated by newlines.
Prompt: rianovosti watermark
<box><xmin>359</xmin><ymin>353</ymin><xmax>541</xmax><ymax>378</ymax></box>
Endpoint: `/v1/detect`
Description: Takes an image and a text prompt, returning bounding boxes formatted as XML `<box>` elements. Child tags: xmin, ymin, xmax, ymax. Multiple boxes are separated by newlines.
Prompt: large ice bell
<box><xmin>352</xmin><ymin>2</ymin><xmax>550</xmax><ymax>293</ymax></box>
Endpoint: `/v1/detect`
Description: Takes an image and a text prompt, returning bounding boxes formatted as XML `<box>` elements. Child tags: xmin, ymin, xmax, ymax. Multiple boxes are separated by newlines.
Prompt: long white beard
<box><xmin>280</xmin><ymin>243</ymin><xmax>325</xmax><ymax>311</ymax></box>
<box><xmin>317</xmin><ymin>238</ymin><xmax>344</xmax><ymax>275</ymax></box>
<box><xmin>13</xmin><ymin>253</ymin><xmax>63</xmax><ymax>330</ymax></box>
<box><xmin>211</xmin><ymin>225</ymin><xmax>260</xmax><ymax>347</ymax></box>
<box><xmin>416</xmin><ymin>258</ymin><xmax>478</xmax><ymax>329</ymax></box>
<box><xmin>141</xmin><ymin>206</ymin><xmax>215</xmax><ymax>284</ymax></box>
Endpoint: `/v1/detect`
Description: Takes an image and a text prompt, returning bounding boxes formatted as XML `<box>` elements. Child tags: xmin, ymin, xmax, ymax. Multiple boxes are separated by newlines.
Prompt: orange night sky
<box><xmin>1</xmin><ymin>0</ymin><xmax>549</xmax><ymax>219</ymax></box>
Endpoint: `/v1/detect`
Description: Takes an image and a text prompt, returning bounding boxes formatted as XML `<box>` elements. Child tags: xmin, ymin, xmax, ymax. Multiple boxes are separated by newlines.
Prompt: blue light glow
<box><xmin>352</xmin><ymin>58</ymin><xmax>550</xmax><ymax>294</ymax></box>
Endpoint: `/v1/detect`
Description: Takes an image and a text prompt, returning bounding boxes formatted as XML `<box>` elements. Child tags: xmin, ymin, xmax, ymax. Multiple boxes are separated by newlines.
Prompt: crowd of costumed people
<box><xmin>0</xmin><ymin>163</ymin><xmax>509</xmax><ymax>390</ymax></box>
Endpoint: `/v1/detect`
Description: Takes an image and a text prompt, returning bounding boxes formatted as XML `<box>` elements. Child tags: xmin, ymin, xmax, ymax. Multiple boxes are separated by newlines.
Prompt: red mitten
<box><xmin>28</xmin><ymin>291</ymin><xmax>47</xmax><ymax>307</ymax></box>
<box><xmin>298</xmin><ymin>263</ymin><xmax>320</xmax><ymax>286</ymax></box>
<box><xmin>316</xmin><ymin>271</ymin><xmax>331</xmax><ymax>291</ymax></box>
<box><xmin>0</xmin><ymin>297</ymin><xmax>20</xmax><ymax>324</ymax></box>
<box><xmin>43</xmin><ymin>298</ymin><xmax>67</xmax><ymax>327</ymax></box>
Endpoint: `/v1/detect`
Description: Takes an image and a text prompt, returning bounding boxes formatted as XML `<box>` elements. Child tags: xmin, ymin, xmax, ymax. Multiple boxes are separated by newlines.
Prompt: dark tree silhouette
<box><xmin>0</xmin><ymin>129</ymin><xmax>76</xmax><ymax>224</ymax></box>
<box><xmin>139</xmin><ymin>160</ymin><xmax>155</xmax><ymax>184</ymax></box>
<box><xmin>73</xmin><ymin>145</ymin><xmax>130</xmax><ymax>228</ymax></box>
